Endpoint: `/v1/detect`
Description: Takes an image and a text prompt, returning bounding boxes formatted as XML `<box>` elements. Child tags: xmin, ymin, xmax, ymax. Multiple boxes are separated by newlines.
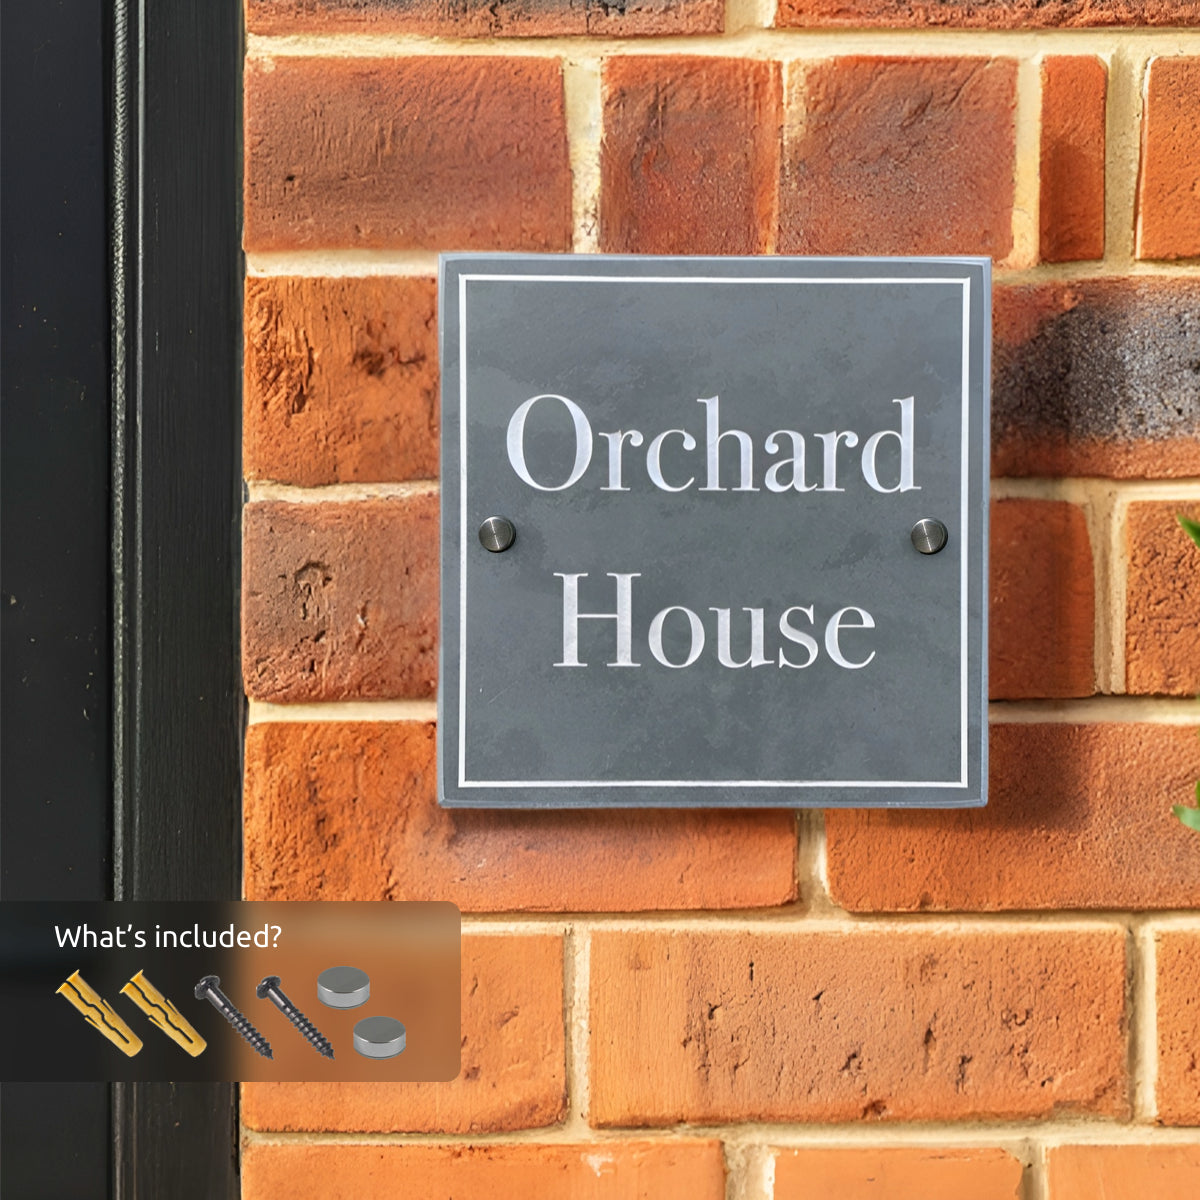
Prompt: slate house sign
<box><xmin>439</xmin><ymin>256</ymin><xmax>989</xmax><ymax>809</ymax></box>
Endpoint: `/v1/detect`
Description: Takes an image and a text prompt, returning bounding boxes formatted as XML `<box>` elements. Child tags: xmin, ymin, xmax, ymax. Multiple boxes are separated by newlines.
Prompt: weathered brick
<box><xmin>778</xmin><ymin>57</ymin><xmax>1016</xmax><ymax>257</ymax></box>
<box><xmin>1156</xmin><ymin>930</ymin><xmax>1200</xmax><ymax>1124</ymax></box>
<box><xmin>1137</xmin><ymin>57</ymin><xmax>1200</xmax><ymax>261</ymax></box>
<box><xmin>1040</xmin><ymin>57</ymin><xmax>1107</xmax><ymax>262</ymax></box>
<box><xmin>773</xmin><ymin>1147</ymin><xmax>1024</xmax><ymax>1200</ymax></box>
<box><xmin>992</xmin><ymin>279</ymin><xmax>1200</xmax><ymax>478</ymax></box>
<box><xmin>776</xmin><ymin>1</ymin><xmax>1200</xmax><ymax>26</ymax></box>
<box><xmin>243</xmin><ymin>721</ymin><xmax>798</xmax><ymax>909</ymax></box>
<box><xmin>244</xmin><ymin>276</ymin><xmax>438</xmax><ymax>486</ymax></box>
<box><xmin>243</xmin><ymin>1141</ymin><xmax>727</xmax><ymax>1200</ymax></box>
<box><xmin>247</xmin><ymin>0</ymin><xmax>723</xmax><ymax>36</ymax></box>
<box><xmin>1125</xmin><ymin>502</ymin><xmax>1200</xmax><ymax>697</ymax></box>
<box><xmin>242</xmin><ymin>498</ymin><xmax>437</xmax><ymax>702</ymax></box>
<box><xmin>1047</xmin><ymin>1145</ymin><xmax>1200</xmax><ymax>1200</ymax></box>
<box><xmin>589</xmin><ymin>928</ymin><xmax>1127</xmax><ymax>1124</ymax></box>
<box><xmin>243</xmin><ymin>934</ymin><xmax>564</xmax><ymax>1132</ymax></box>
<box><xmin>990</xmin><ymin>500</ymin><xmax>1094</xmax><ymax>699</ymax></box>
<box><xmin>600</xmin><ymin>57</ymin><xmax>781</xmax><ymax>255</ymax></box>
<box><xmin>244</xmin><ymin>57</ymin><xmax>571</xmax><ymax>252</ymax></box>
<box><xmin>826</xmin><ymin>724</ymin><xmax>1200</xmax><ymax>911</ymax></box>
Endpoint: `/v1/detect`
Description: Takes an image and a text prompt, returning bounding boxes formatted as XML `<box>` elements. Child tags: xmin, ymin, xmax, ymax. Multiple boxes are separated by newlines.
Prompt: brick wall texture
<box><xmin>240</xmin><ymin>4</ymin><xmax>1200</xmax><ymax>1196</ymax></box>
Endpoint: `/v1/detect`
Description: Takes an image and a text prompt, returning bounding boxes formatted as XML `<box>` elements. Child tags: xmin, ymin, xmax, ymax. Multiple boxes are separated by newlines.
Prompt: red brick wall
<box><xmin>240</xmin><ymin>4</ymin><xmax>1200</xmax><ymax>1196</ymax></box>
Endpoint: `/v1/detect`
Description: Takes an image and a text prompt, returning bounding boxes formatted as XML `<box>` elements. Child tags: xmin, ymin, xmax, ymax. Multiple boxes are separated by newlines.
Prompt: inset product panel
<box><xmin>440</xmin><ymin>255</ymin><xmax>989</xmax><ymax>809</ymax></box>
<box><xmin>0</xmin><ymin>902</ymin><xmax>460</xmax><ymax>1082</ymax></box>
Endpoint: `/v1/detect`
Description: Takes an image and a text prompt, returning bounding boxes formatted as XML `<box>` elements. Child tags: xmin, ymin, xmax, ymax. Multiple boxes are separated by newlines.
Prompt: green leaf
<box><xmin>1178</xmin><ymin>514</ymin><xmax>1200</xmax><ymax>549</ymax></box>
<box><xmin>1173</xmin><ymin>804</ymin><xmax>1200</xmax><ymax>832</ymax></box>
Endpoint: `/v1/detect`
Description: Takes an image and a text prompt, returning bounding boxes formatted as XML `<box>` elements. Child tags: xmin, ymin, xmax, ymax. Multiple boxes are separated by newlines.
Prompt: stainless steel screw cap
<box><xmin>353</xmin><ymin>1015</ymin><xmax>406</xmax><ymax>1059</ymax></box>
<box><xmin>316</xmin><ymin>966</ymin><xmax>370</xmax><ymax>1009</ymax></box>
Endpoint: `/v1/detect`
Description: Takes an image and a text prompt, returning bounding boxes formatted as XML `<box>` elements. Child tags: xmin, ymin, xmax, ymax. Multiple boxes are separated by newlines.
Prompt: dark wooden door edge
<box><xmin>110</xmin><ymin>0</ymin><xmax>244</xmax><ymax>1196</ymax></box>
<box><xmin>2</xmin><ymin>1</ymin><xmax>114</xmax><ymax>1194</ymax></box>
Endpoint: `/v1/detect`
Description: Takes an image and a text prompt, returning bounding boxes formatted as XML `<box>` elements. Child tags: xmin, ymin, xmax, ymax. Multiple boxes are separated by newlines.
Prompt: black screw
<box><xmin>257</xmin><ymin>975</ymin><xmax>335</xmax><ymax>1059</ymax></box>
<box><xmin>194</xmin><ymin>975</ymin><xmax>273</xmax><ymax>1059</ymax></box>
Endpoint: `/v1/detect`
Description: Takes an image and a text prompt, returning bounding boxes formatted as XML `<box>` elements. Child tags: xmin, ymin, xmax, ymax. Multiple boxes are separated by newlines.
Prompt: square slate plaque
<box><xmin>439</xmin><ymin>256</ymin><xmax>989</xmax><ymax>808</ymax></box>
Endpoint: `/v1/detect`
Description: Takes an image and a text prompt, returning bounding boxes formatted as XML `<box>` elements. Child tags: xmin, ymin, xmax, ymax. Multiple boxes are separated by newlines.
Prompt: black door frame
<box><xmin>2</xmin><ymin>2</ymin><xmax>244</xmax><ymax>1196</ymax></box>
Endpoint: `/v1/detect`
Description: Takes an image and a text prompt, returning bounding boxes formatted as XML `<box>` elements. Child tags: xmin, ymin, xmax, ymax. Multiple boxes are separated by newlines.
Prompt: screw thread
<box><xmin>223</xmin><ymin>1007</ymin><xmax>274</xmax><ymax>1059</ymax></box>
<box><xmin>283</xmin><ymin>1005</ymin><xmax>335</xmax><ymax>1059</ymax></box>
<box><xmin>197</xmin><ymin>978</ymin><xmax>274</xmax><ymax>1059</ymax></box>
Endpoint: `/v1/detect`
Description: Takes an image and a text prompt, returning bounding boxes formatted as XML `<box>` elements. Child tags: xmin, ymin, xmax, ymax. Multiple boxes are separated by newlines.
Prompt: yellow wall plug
<box><xmin>120</xmin><ymin>969</ymin><xmax>207</xmax><ymax>1057</ymax></box>
<box><xmin>56</xmin><ymin>970</ymin><xmax>143</xmax><ymax>1057</ymax></box>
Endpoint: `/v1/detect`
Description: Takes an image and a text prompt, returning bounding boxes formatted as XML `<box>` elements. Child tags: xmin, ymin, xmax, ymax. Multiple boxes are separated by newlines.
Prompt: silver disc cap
<box><xmin>353</xmin><ymin>1016</ymin><xmax>406</xmax><ymax>1059</ymax></box>
<box><xmin>317</xmin><ymin>966</ymin><xmax>370</xmax><ymax>1009</ymax></box>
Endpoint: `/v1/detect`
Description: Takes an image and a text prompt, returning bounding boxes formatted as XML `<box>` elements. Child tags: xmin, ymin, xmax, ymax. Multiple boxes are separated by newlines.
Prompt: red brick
<box><xmin>1157</xmin><ymin>930</ymin><xmax>1200</xmax><ymax>1124</ymax></box>
<box><xmin>600</xmin><ymin>57</ymin><xmax>781</xmax><ymax>255</ymax></box>
<box><xmin>243</xmin><ymin>934</ymin><xmax>564</xmax><ymax>1133</ymax></box>
<box><xmin>589</xmin><ymin>928</ymin><xmax>1127</xmax><ymax>1125</ymax></box>
<box><xmin>1040</xmin><ymin>57</ymin><xmax>1107</xmax><ymax>262</ymax></box>
<box><xmin>243</xmin><ymin>721</ymin><xmax>798</xmax><ymax>910</ymax></box>
<box><xmin>778</xmin><ymin>57</ymin><xmax>1016</xmax><ymax>257</ymax></box>
<box><xmin>992</xmin><ymin>279</ymin><xmax>1200</xmax><ymax>478</ymax></box>
<box><xmin>244</xmin><ymin>57</ymin><xmax>571</xmax><ymax>252</ymax></box>
<box><xmin>826</xmin><ymin>724</ymin><xmax>1200</xmax><ymax>911</ymax></box>
<box><xmin>244</xmin><ymin>276</ymin><xmax>438</xmax><ymax>486</ymax></box>
<box><xmin>1125</xmin><ymin>501</ymin><xmax>1200</xmax><ymax>696</ymax></box>
<box><xmin>776</xmin><ymin>0</ymin><xmax>1200</xmax><ymax>26</ymax></box>
<box><xmin>829</xmin><ymin>723</ymin><xmax>1200</xmax><ymax>910</ymax></box>
<box><xmin>1047</xmin><ymin>1145</ymin><xmax>1200</xmax><ymax>1200</ymax></box>
<box><xmin>990</xmin><ymin>500</ymin><xmax>1094</xmax><ymax>699</ymax></box>
<box><xmin>1137</xmin><ymin>57</ymin><xmax>1200</xmax><ymax>260</ymax></box>
<box><xmin>246</xmin><ymin>0</ymin><xmax>724</xmax><ymax>36</ymax></box>
<box><xmin>242</xmin><ymin>498</ymin><xmax>437</xmax><ymax>702</ymax></box>
<box><xmin>242</xmin><ymin>1141</ymin><xmax>727</xmax><ymax>1200</ymax></box>
<box><xmin>773</xmin><ymin>1147</ymin><xmax>1024</xmax><ymax>1200</ymax></box>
